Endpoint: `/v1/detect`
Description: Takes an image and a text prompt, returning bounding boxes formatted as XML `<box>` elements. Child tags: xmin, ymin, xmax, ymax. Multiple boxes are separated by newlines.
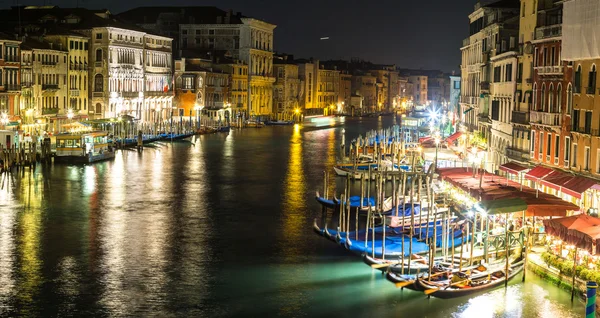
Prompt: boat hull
<box><xmin>54</xmin><ymin>151</ymin><xmax>116</xmax><ymax>164</ymax></box>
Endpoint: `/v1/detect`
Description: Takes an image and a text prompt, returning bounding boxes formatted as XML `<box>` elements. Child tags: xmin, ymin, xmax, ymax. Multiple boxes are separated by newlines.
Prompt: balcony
<box><xmin>535</xmin><ymin>24</ymin><xmax>562</xmax><ymax>40</ymax></box>
<box><xmin>4</xmin><ymin>56</ymin><xmax>19</xmax><ymax>63</ymax></box>
<box><xmin>145</xmin><ymin>91</ymin><xmax>170</xmax><ymax>97</ymax></box>
<box><xmin>42</xmin><ymin>61</ymin><xmax>58</xmax><ymax>66</ymax></box>
<box><xmin>1</xmin><ymin>84</ymin><xmax>21</xmax><ymax>91</ymax></box>
<box><xmin>92</xmin><ymin>92</ymin><xmax>104</xmax><ymax>98</ymax></box>
<box><xmin>536</xmin><ymin>65</ymin><xmax>563</xmax><ymax>76</ymax></box>
<box><xmin>70</xmin><ymin>90</ymin><xmax>79</xmax><ymax>97</ymax></box>
<box><xmin>506</xmin><ymin>147</ymin><xmax>530</xmax><ymax>162</ymax></box>
<box><xmin>94</xmin><ymin>61</ymin><xmax>103</xmax><ymax>68</ymax></box>
<box><xmin>120</xmin><ymin>91</ymin><xmax>139</xmax><ymax>98</ymax></box>
<box><xmin>21</xmin><ymin>82</ymin><xmax>33</xmax><ymax>88</ymax></box>
<box><xmin>530</xmin><ymin>110</ymin><xmax>561</xmax><ymax>127</ymax></box>
<box><xmin>460</xmin><ymin>95</ymin><xmax>479</xmax><ymax>105</ymax></box>
<box><xmin>42</xmin><ymin>84</ymin><xmax>59</xmax><ymax>90</ymax></box>
<box><xmin>480</xmin><ymin>81</ymin><xmax>490</xmax><ymax>91</ymax></box>
<box><xmin>511</xmin><ymin>111</ymin><xmax>530</xmax><ymax>125</ymax></box>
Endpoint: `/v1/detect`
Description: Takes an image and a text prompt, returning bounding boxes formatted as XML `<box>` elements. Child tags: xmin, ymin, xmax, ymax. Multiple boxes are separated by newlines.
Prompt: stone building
<box><xmin>408</xmin><ymin>75</ymin><xmax>428</xmax><ymax>105</ymax></box>
<box><xmin>0</xmin><ymin>32</ymin><xmax>21</xmax><ymax>123</ymax></box>
<box><xmin>20</xmin><ymin>37</ymin><xmax>68</xmax><ymax>133</ymax></box>
<box><xmin>120</xmin><ymin>7</ymin><xmax>276</xmax><ymax>117</ymax></box>
<box><xmin>273</xmin><ymin>56</ymin><xmax>302</xmax><ymax>119</ymax></box>
<box><xmin>530</xmin><ymin>0</ymin><xmax>567</xmax><ymax>170</ymax></box>
<box><xmin>317</xmin><ymin>66</ymin><xmax>340</xmax><ymax>115</ymax></box>
<box><xmin>351</xmin><ymin>74</ymin><xmax>377</xmax><ymax>112</ymax></box>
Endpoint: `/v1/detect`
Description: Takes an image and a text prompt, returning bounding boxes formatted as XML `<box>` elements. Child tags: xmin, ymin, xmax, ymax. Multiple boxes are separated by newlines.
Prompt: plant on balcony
<box><xmin>470</xmin><ymin>131</ymin><xmax>488</xmax><ymax>150</ymax></box>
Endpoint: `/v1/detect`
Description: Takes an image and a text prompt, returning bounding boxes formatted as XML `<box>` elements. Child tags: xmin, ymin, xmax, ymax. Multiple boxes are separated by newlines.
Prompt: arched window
<box><xmin>588</xmin><ymin>64</ymin><xmax>597</xmax><ymax>94</ymax></box>
<box><xmin>532</xmin><ymin>83</ymin><xmax>537</xmax><ymax>110</ymax></box>
<box><xmin>575</xmin><ymin>65</ymin><xmax>582</xmax><ymax>93</ymax></box>
<box><xmin>548</xmin><ymin>83</ymin><xmax>554</xmax><ymax>112</ymax></box>
<box><xmin>95</xmin><ymin>48</ymin><xmax>102</xmax><ymax>62</ymax></box>
<box><xmin>567</xmin><ymin>83</ymin><xmax>573</xmax><ymax>114</ymax></box>
<box><xmin>96</xmin><ymin>103</ymin><xmax>102</xmax><ymax>114</ymax></box>
<box><xmin>557</xmin><ymin>84</ymin><xmax>562</xmax><ymax>113</ymax></box>
<box><xmin>541</xmin><ymin>83</ymin><xmax>546</xmax><ymax>111</ymax></box>
<box><xmin>94</xmin><ymin>74</ymin><xmax>103</xmax><ymax>92</ymax></box>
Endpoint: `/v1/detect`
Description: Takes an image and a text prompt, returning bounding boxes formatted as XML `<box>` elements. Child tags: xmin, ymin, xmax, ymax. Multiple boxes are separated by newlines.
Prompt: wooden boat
<box><xmin>245</xmin><ymin>120</ymin><xmax>264</xmax><ymax>128</ymax></box>
<box><xmin>363</xmin><ymin>253</ymin><xmax>467</xmax><ymax>273</ymax></box>
<box><xmin>54</xmin><ymin>131</ymin><xmax>115</xmax><ymax>163</ymax></box>
<box><xmin>416</xmin><ymin>259</ymin><xmax>525</xmax><ymax>299</ymax></box>
<box><xmin>264</xmin><ymin>120</ymin><xmax>294</xmax><ymax>126</ymax></box>
<box><xmin>314</xmin><ymin>191</ymin><xmax>395</xmax><ymax>214</ymax></box>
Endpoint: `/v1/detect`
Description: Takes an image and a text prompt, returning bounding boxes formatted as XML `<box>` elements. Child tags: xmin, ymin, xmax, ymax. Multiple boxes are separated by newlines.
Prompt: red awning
<box><xmin>539</xmin><ymin>170</ymin><xmax>574</xmax><ymax>192</ymax></box>
<box><xmin>445</xmin><ymin>131</ymin><xmax>463</xmax><ymax>143</ymax></box>
<box><xmin>419</xmin><ymin>136</ymin><xmax>432</xmax><ymax>143</ymax></box>
<box><xmin>524</xmin><ymin>165</ymin><xmax>553</xmax><ymax>182</ymax></box>
<box><xmin>499</xmin><ymin>162</ymin><xmax>528</xmax><ymax>175</ymax></box>
<box><xmin>562</xmin><ymin>176</ymin><xmax>598</xmax><ymax>199</ymax></box>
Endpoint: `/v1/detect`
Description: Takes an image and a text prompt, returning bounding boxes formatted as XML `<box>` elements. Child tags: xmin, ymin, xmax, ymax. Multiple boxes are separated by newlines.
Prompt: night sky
<box><xmin>6</xmin><ymin>0</ymin><xmax>478</xmax><ymax>72</ymax></box>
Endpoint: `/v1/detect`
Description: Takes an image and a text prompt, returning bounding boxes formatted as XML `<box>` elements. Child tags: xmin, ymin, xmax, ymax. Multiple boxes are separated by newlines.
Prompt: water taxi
<box><xmin>54</xmin><ymin>131</ymin><xmax>115</xmax><ymax>163</ymax></box>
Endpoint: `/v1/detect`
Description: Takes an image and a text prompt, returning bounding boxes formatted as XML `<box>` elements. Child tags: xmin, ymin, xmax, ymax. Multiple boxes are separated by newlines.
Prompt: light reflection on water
<box><xmin>0</xmin><ymin>117</ymin><xmax>588</xmax><ymax>316</ymax></box>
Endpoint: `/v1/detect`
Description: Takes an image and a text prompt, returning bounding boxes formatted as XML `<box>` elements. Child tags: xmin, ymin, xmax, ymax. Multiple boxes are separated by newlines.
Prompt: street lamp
<box><xmin>0</xmin><ymin>112</ymin><xmax>8</xmax><ymax>129</ymax></box>
<box><xmin>294</xmin><ymin>108</ymin><xmax>300</xmax><ymax>122</ymax></box>
<box><xmin>194</xmin><ymin>103</ymin><xmax>204</xmax><ymax>129</ymax></box>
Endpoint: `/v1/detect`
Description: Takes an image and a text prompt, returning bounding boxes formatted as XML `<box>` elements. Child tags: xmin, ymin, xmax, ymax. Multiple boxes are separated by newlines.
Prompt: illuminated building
<box><xmin>0</xmin><ymin>32</ymin><xmax>21</xmax><ymax>121</ymax></box>
<box><xmin>273</xmin><ymin>55</ymin><xmax>301</xmax><ymax>119</ymax></box>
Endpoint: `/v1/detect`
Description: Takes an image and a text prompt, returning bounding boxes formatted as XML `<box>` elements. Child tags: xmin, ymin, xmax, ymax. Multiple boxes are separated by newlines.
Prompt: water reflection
<box><xmin>0</xmin><ymin>189</ymin><xmax>17</xmax><ymax>316</ymax></box>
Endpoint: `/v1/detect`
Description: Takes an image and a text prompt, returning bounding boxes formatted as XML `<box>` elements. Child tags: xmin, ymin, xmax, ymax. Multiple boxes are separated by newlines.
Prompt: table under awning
<box><xmin>477</xmin><ymin>198</ymin><xmax>528</xmax><ymax>214</ymax></box>
<box><xmin>499</xmin><ymin>162</ymin><xmax>528</xmax><ymax>175</ymax></box>
<box><xmin>524</xmin><ymin>165</ymin><xmax>553</xmax><ymax>182</ymax></box>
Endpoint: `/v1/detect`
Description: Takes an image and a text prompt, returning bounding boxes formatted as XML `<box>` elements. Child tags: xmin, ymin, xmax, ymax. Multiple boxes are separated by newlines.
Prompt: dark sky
<box><xmin>7</xmin><ymin>0</ymin><xmax>477</xmax><ymax>72</ymax></box>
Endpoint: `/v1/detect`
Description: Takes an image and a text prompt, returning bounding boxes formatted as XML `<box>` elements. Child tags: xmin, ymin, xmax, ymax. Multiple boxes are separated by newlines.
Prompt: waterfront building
<box><xmin>19</xmin><ymin>37</ymin><xmax>68</xmax><ymax>133</ymax></box>
<box><xmin>273</xmin><ymin>55</ymin><xmax>302</xmax><ymax>119</ymax></box>
<box><xmin>43</xmin><ymin>32</ymin><xmax>90</xmax><ymax>123</ymax></box>
<box><xmin>449</xmin><ymin>75</ymin><xmax>461</xmax><ymax>127</ymax></box>
<box><xmin>530</xmin><ymin>0</ymin><xmax>567</xmax><ymax>170</ymax></box>
<box><xmin>317</xmin><ymin>66</ymin><xmax>340</xmax><ymax>115</ymax></box>
<box><xmin>509</xmin><ymin>0</ymin><xmax>537</xmax><ymax>165</ymax></box>
<box><xmin>174</xmin><ymin>54</ymin><xmax>232</xmax><ymax>123</ymax></box>
<box><xmin>351</xmin><ymin>73</ymin><xmax>378</xmax><ymax>113</ymax></box>
<box><xmin>0</xmin><ymin>32</ymin><xmax>21</xmax><ymax>124</ymax></box>
<box><xmin>121</xmin><ymin>7</ymin><xmax>275</xmax><ymax>117</ymax></box>
<box><xmin>339</xmin><ymin>72</ymin><xmax>352</xmax><ymax>113</ymax></box>
<box><xmin>408</xmin><ymin>75</ymin><xmax>428</xmax><ymax>106</ymax></box>
<box><xmin>489</xmin><ymin>51</ymin><xmax>518</xmax><ymax>169</ymax></box>
<box><xmin>427</xmin><ymin>72</ymin><xmax>451</xmax><ymax>107</ymax></box>
<box><xmin>460</xmin><ymin>0</ymin><xmax>519</xmax><ymax>171</ymax></box>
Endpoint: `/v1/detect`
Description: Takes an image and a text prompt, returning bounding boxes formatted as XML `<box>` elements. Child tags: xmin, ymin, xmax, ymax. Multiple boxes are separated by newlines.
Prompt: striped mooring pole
<box><xmin>586</xmin><ymin>281</ymin><xmax>597</xmax><ymax>318</ymax></box>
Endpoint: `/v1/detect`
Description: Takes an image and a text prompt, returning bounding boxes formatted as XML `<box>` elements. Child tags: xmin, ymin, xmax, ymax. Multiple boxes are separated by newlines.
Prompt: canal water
<box><xmin>0</xmin><ymin>117</ymin><xmax>586</xmax><ymax>317</ymax></box>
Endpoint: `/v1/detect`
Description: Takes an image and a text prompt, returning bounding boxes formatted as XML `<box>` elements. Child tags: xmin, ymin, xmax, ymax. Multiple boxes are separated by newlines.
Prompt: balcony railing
<box><xmin>42</xmin><ymin>61</ymin><xmax>58</xmax><ymax>66</ymax></box>
<box><xmin>70</xmin><ymin>90</ymin><xmax>79</xmax><ymax>97</ymax></box>
<box><xmin>145</xmin><ymin>91</ymin><xmax>170</xmax><ymax>97</ymax></box>
<box><xmin>4</xmin><ymin>56</ymin><xmax>19</xmax><ymax>63</ymax></box>
<box><xmin>506</xmin><ymin>147</ymin><xmax>530</xmax><ymax>162</ymax></box>
<box><xmin>511</xmin><ymin>111</ymin><xmax>530</xmax><ymax>124</ymax></box>
<box><xmin>530</xmin><ymin>110</ymin><xmax>561</xmax><ymax>126</ymax></box>
<box><xmin>21</xmin><ymin>82</ymin><xmax>33</xmax><ymax>88</ymax></box>
<box><xmin>535</xmin><ymin>24</ymin><xmax>562</xmax><ymax>40</ymax></box>
<box><xmin>92</xmin><ymin>92</ymin><xmax>104</xmax><ymax>98</ymax></box>
<box><xmin>460</xmin><ymin>96</ymin><xmax>479</xmax><ymax>105</ymax></box>
<box><xmin>42</xmin><ymin>84</ymin><xmax>59</xmax><ymax>90</ymax></box>
<box><xmin>120</xmin><ymin>91</ymin><xmax>139</xmax><ymax>98</ymax></box>
<box><xmin>1</xmin><ymin>84</ymin><xmax>21</xmax><ymax>91</ymax></box>
<box><xmin>480</xmin><ymin>81</ymin><xmax>490</xmax><ymax>90</ymax></box>
<box><xmin>94</xmin><ymin>61</ymin><xmax>103</xmax><ymax>67</ymax></box>
<box><xmin>537</xmin><ymin>65</ymin><xmax>563</xmax><ymax>76</ymax></box>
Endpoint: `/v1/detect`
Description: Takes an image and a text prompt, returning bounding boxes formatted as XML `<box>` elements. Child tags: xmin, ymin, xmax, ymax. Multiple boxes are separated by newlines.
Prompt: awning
<box><xmin>539</xmin><ymin>170</ymin><xmax>574</xmax><ymax>192</ymax></box>
<box><xmin>524</xmin><ymin>165</ymin><xmax>553</xmax><ymax>182</ymax></box>
<box><xmin>477</xmin><ymin>198</ymin><xmax>527</xmax><ymax>214</ymax></box>
<box><xmin>419</xmin><ymin>136</ymin><xmax>432</xmax><ymax>143</ymax></box>
<box><xmin>445</xmin><ymin>131</ymin><xmax>462</xmax><ymax>143</ymax></box>
<box><xmin>463</xmin><ymin>107</ymin><xmax>474</xmax><ymax>114</ymax></box>
<box><xmin>499</xmin><ymin>162</ymin><xmax>528</xmax><ymax>175</ymax></box>
<box><xmin>562</xmin><ymin>176</ymin><xmax>598</xmax><ymax>199</ymax></box>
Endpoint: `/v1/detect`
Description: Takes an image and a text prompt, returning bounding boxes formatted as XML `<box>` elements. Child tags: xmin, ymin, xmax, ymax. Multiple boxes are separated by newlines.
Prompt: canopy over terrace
<box><xmin>438</xmin><ymin>167</ymin><xmax>579</xmax><ymax>217</ymax></box>
<box><xmin>544</xmin><ymin>215</ymin><xmax>600</xmax><ymax>254</ymax></box>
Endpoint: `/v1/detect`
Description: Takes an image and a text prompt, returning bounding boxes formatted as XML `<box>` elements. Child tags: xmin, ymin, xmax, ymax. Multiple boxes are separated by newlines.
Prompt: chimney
<box><xmin>225</xmin><ymin>9</ymin><xmax>232</xmax><ymax>24</ymax></box>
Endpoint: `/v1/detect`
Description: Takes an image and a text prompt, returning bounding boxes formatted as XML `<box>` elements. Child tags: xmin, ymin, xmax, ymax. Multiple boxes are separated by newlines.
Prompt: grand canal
<box><xmin>0</xmin><ymin>117</ymin><xmax>586</xmax><ymax>317</ymax></box>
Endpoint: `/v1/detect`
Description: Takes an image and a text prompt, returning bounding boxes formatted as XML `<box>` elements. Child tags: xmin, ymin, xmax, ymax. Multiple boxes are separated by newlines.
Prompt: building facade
<box><xmin>273</xmin><ymin>61</ymin><xmax>301</xmax><ymax>118</ymax></box>
<box><xmin>408</xmin><ymin>75</ymin><xmax>428</xmax><ymax>105</ymax></box>
<box><xmin>0</xmin><ymin>33</ymin><xmax>21</xmax><ymax>123</ymax></box>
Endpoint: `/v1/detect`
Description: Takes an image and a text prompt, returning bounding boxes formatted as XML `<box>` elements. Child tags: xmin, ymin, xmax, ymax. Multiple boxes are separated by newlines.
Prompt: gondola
<box><xmin>416</xmin><ymin>259</ymin><xmax>525</xmax><ymax>299</ymax></box>
<box><xmin>363</xmin><ymin>253</ymin><xmax>467</xmax><ymax>273</ymax></box>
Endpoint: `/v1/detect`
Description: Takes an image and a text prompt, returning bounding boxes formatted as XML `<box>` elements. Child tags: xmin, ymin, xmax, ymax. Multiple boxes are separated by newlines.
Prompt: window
<box><xmin>539</xmin><ymin>132</ymin><xmax>544</xmax><ymax>156</ymax></box>
<box><xmin>543</xmin><ymin>48</ymin><xmax>548</xmax><ymax>66</ymax></box>
<box><xmin>548</xmin><ymin>84</ymin><xmax>554</xmax><ymax>112</ymax></box>
<box><xmin>534</xmin><ymin>48</ymin><xmax>538</xmax><ymax>67</ymax></box>
<box><xmin>94</xmin><ymin>74</ymin><xmax>103</xmax><ymax>92</ymax></box>
<box><xmin>551</xmin><ymin>47</ymin><xmax>556</xmax><ymax>66</ymax></box>
<box><xmin>182</xmin><ymin>30</ymin><xmax>188</xmax><ymax>35</ymax></box>
<box><xmin>183</xmin><ymin>76</ymin><xmax>193</xmax><ymax>89</ymax></box>
<box><xmin>557</xmin><ymin>84</ymin><xmax>562</xmax><ymax>114</ymax></box>
<box><xmin>69</xmin><ymin>41</ymin><xmax>74</xmax><ymax>49</ymax></box>
<box><xmin>491</xmin><ymin>100</ymin><xmax>500</xmax><ymax>121</ymax></box>
<box><xmin>505</xmin><ymin>63</ymin><xmax>512</xmax><ymax>82</ymax></box>
<box><xmin>573</xmin><ymin>143</ymin><xmax>578</xmax><ymax>167</ymax></box>
<box><xmin>84</xmin><ymin>42</ymin><xmax>88</xmax><ymax>50</ymax></box>
<box><xmin>95</xmin><ymin>49</ymin><xmax>102</xmax><ymax>62</ymax></box>
<box><xmin>546</xmin><ymin>133</ymin><xmax>551</xmax><ymax>157</ymax></box>
<box><xmin>597</xmin><ymin>149</ymin><xmax>600</xmax><ymax>173</ymax></box>
<box><xmin>493</xmin><ymin>66</ymin><xmax>501</xmax><ymax>82</ymax></box>
<box><xmin>96</xmin><ymin>33</ymin><xmax>102</xmax><ymax>40</ymax></box>
<box><xmin>585</xmin><ymin>147</ymin><xmax>591</xmax><ymax>170</ymax></box>
<box><xmin>575</xmin><ymin>65</ymin><xmax>582</xmax><ymax>93</ymax></box>
<box><xmin>565</xmin><ymin>137</ymin><xmax>571</xmax><ymax>164</ymax></box>
<box><xmin>585</xmin><ymin>111</ymin><xmax>592</xmax><ymax>134</ymax></box>
<box><xmin>522</xmin><ymin>2</ymin><xmax>526</xmax><ymax>17</ymax></box>
<box><xmin>588</xmin><ymin>65</ymin><xmax>597</xmax><ymax>94</ymax></box>
<box><xmin>567</xmin><ymin>83</ymin><xmax>573</xmax><ymax>114</ymax></box>
<box><xmin>541</xmin><ymin>83</ymin><xmax>546</xmax><ymax>111</ymax></box>
<box><xmin>532</xmin><ymin>83</ymin><xmax>537</xmax><ymax>109</ymax></box>
<box><xmin>573</xmin><ymin>109</ymin><xmax>580</xmax><ymax>132</ymax></box>
<box><xmin>517</xmin><ymin>63</ymin><xmax>523</xmax><ymax>82</ymax></box>
<box><xmin>454</xmin><ymin>81</ymin><xmax>460</xmax><ymax>89</ymax></box>
<box><xmin>555</xmin><ymin>135</ymin><xmax>560</xmax><ymax>158</ymax></box>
